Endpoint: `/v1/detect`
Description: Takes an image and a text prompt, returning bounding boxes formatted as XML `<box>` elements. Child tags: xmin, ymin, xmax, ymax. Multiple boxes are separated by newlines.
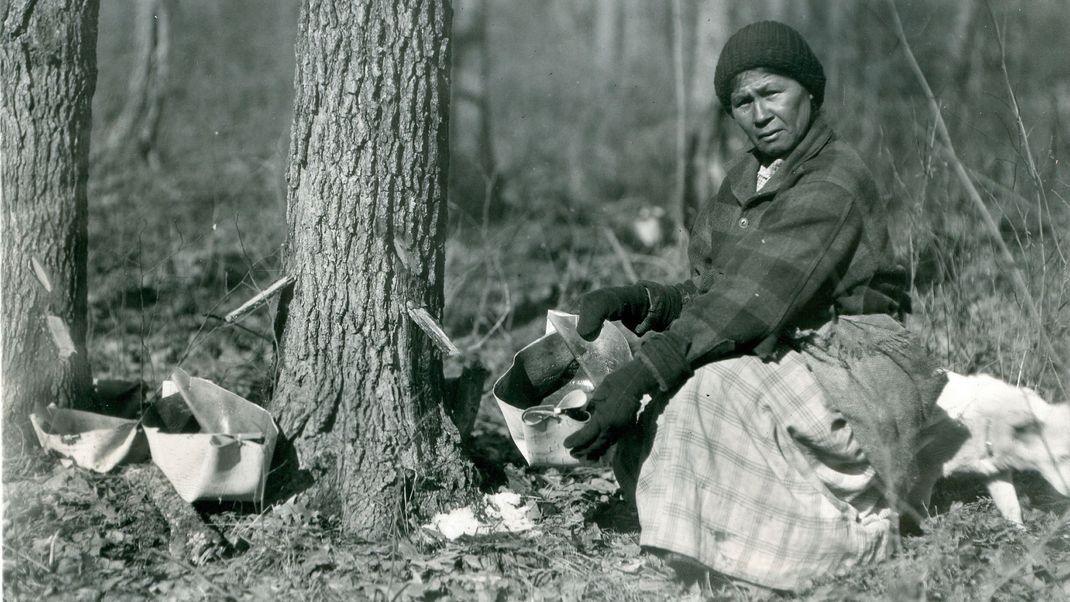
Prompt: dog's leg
<box><xmin>907</xmin><ymin>468</ymin><xmax>940</xmax><ymax>519</ymax></box>
<box><xmin>900</xmin><ymin>461</ymin><xmax>942</xmax><ymax>535</ymax></box>
<box><xmin>985</xmin><ymin>472</ymin><xmax>1023</xmax><ymax>524</ymax></box>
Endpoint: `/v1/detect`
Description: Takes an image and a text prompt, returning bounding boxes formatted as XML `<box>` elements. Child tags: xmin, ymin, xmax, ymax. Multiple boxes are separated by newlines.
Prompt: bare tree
<box><xmin>271</xmin><ymin>0</ymin><xmax>475</xmax><ymax>537</ymax></box>
<box><xmin>1</xmin><ymin>0</ymin><xmax>99</xmax><ymax>466</ymax></box>
<box><xmin>99</xmin><ymin>0</ymin><xmax>170</xmax><ymax>169</ymax></box>
<box><xmin>594</xmin><ymin>0</ymin><xmax>625</xmax><ymax>92</ymax></box>
<box><xmin>454</xmin><ymin>0</ymin><xmax>501</xmax><ymax>221</ymax></box>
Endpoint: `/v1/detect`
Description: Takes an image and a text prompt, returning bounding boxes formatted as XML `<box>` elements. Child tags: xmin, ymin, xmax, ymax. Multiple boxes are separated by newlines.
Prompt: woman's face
<box><xmin>729</xmin><ymin>69</ymin><xmax>813</xmax><ymax>160</ymax></box>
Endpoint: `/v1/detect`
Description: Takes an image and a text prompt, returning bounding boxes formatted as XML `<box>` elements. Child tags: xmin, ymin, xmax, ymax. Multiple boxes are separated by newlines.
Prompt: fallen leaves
<box><xmin>10</xmin><ymin>434</ymin><xmax>1067</xmax><ymax>601</ymax></box>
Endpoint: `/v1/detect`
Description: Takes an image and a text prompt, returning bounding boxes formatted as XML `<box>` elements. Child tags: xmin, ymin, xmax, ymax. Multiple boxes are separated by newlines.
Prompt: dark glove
<box><xmin>564</xmin><ymin>331</ymin><xmax>692</xmax><ymax>460</ymax></box>
<box><xmin>576</xmin><ymin>285</ymin><xmax>649</xmax><ymax>341</ymax></box>
<box><xmin>563</xmin><ymin>358</ymin><xmax>654</xmax><ymax>461</ymax></box>
<box><xmin>576</xmin><ymin>281</ymin><xmax>685</xmax><ymax>341</ymax></box>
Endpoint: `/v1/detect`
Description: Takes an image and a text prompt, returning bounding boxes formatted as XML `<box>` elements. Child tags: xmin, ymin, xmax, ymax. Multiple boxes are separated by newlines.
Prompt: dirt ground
<box><xmin>3</xmin><ymin>222</ymin><xmax>1068</xmax><ymax>601</ymax></box>
<box><xmin>5</xmin><ymin>2</ymin><xmax>1070</xmax><ymax>598</ymax></box>
<box><xmin>4</xmin><ymin>413</ymin><xmax>1069</xmax><ymax>600</ymax></box>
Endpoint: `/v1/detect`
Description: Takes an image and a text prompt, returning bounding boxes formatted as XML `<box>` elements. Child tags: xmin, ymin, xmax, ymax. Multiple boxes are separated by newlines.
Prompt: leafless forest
<box><xmin>3</xmin><ymin>0</ymin><xmax>1069</xmax><ymax>599</ymax></box>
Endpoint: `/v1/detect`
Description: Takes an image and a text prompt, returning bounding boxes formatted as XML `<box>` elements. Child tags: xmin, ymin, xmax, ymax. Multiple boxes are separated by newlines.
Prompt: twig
<box><xmin>2</xmin><ymin>542</ymin><xmax>51</xmax><ymax>573</ymax></box>
<box><xmin>983</xmin><ymin>0</ymin><xmax>1067</xmax><ymax>265</ymax></box>
<box><xmin>175</xmin><ymin>263</ymin><xmax>284</xmax><ymax>368</ymax></box>
<box><xmin>150</xmin><ymin>549</ymin><xmax>234</xmax><ymax>600</ymax></box>
<box><xmin>627</xmin><ymin>254</ymin><xmax>684</xmax><ymax>281</ymax></box>
<box><xmin>175</xmin><ymin>299</ymin><xmax>233</xmax><ymax>368</ymax></box>
<box><xmin>885</xmin><ymin>0</ymin><xmax>1060</xmax><ymax>367</ymax></box>
<box><xmin>462</xmin><ymin>276</ymin><xmax>511</xmax><ymax>354</ymax></box>
<box><xmin>601</xmin><ymin>227</ymin><xmax>639</xmax><ymax>284</ymax></box>
<box><xmin>203</xmin><ymin>314</ymin><xmax>273</xmax><ymax>342</ymax></box>
<box><xmin>232</xmin><ymin>213</ymin><xmax>263</xmax><ymax>287</ymax></box>
<box><xmin>981</xmin><ymin>1</ymin><xmax>1068</xmax><ymax>397</ymax></box>
<box><xmin>982</xmin><ymin>507</ymin><xmax>1070</xmax><ymax>601</ymax></box>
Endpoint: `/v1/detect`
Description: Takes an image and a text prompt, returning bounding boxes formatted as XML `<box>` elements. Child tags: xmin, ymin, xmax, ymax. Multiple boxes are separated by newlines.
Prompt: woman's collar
<box><xmin>731</xmin><ymin>113</ymin><xmax>835</xmax><ymax>204</ymax></box>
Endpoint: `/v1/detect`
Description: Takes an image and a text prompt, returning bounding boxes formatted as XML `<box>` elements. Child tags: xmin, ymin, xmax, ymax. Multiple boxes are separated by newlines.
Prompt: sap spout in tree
<box><xmin>1</xmin><ymin>0</ymin><xmax>99</xmax><ymax>469</ymax></box>
<box><xmin>271</xmin><ymin>0</ymin><xmax>476</xmax><ymax>538</ymax></box>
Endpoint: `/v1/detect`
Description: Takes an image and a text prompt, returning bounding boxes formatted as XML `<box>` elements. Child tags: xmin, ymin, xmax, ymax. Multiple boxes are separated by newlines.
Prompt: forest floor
<box><xmin>6</xmin><ymin>430</ymin><xmax>1067</xmax><ymax>601</ymax></box>
<box><xmin>3</xmin><ymin>174</ymin><xmax>1070</xmax><ymax>600</ymax></box>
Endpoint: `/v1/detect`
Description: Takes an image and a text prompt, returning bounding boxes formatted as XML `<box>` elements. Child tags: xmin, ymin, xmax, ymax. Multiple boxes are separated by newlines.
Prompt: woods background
<box><xmin>4</xmin><ymin>0</ymin><xmax>1069</xmax><ymax>599</ymax></box>
<box><xmin>83</xmin><ymin>0</ymin><xmax>1068</xmax><ymax>403</ymax></box>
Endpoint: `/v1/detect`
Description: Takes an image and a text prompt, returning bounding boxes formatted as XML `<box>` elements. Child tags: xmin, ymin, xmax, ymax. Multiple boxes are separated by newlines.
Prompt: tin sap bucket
<box><xmin>492</xmin><ymin>311</ymin><xmax>635</xmax><ymax>467</ymax></box>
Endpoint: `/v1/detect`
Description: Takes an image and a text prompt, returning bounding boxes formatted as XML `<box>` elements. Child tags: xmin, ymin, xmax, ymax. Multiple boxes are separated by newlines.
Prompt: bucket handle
<box><xmin>208</xmin><ymin>433</ymin><xmax>266</xmax><ymax>447</ymax></box>
<box><xmin>521</xmin><ymin>390</ymin><xmax>589</xmax><ymax>426</ymax></box>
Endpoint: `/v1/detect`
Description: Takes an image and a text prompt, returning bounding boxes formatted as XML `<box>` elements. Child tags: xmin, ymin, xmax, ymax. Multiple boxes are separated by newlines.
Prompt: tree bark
<box><xmin>272</xmin><ymin>0</ymin><xmax>475</xmax><ymax>538</ymax></box>
<box><xmin>1</xmin><ymin>0</ymin><xmax>98</xmax><ymax>467</ymax></box>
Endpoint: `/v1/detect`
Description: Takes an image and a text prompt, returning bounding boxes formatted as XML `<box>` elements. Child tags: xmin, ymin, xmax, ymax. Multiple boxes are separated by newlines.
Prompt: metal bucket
<box><xmin>493</xmin><ymin>311</ymin><xmax>634</xmax><ymax>467</ymax></box>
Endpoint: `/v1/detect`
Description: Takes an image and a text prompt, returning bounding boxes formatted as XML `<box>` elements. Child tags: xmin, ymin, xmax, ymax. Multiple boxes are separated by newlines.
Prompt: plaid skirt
<box><xmin>613</xmin><ymin>348</ymin><xmax>897</xmax><ymax>591</ymax></box>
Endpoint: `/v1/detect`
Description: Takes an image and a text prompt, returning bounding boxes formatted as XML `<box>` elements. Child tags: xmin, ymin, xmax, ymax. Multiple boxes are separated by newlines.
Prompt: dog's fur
<box><xmin>910</xmin><ymin>372</ymin><xmax>1070</xmax><ymax>523</ymax></box>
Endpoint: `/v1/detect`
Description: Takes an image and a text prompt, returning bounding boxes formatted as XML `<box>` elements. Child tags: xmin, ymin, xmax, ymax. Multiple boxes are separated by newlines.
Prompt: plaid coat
<box><xmin>611</xmin><ymin>115</ymin><xmax>925</xmax><ymax>590</ymax></box>
<box><xmin>669</xmin><ymin>114</ymin><xmax>907</xmax><ymax>365</ymax></box>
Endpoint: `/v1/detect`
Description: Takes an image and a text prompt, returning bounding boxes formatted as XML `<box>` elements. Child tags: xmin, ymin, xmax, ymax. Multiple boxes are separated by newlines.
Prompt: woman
<box><xmin>564</xmin><ymin>21</ymin><xmax>943</xmax><ymax>591</ymax></box>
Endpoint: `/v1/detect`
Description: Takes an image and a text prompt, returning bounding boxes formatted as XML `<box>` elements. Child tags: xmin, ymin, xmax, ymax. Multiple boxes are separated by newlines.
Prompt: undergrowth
<box><xmin>5</xmin><ymin>1</ymin><xmax>1070</xmax><ymax>600</ymax></box>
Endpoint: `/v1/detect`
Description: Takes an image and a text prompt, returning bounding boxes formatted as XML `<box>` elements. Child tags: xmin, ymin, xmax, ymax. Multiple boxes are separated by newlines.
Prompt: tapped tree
<box><xmin>1</xmin><ymin>0</ymin><xmax>98</xmax><ymax>465</ymax></box>
<box><xmin>272</xmin><ymin>0</ymin><xmax>476</xmax><ymax>536</ymax></box>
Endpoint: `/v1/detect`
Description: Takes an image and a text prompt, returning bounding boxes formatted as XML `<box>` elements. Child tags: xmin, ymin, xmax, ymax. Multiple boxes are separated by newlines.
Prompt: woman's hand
<box><xmin>564</xmin><ymin>330</ymin><xmax>693</xmax><ymax>460</ymax></box>
<box><xmin>576</xmin><ymin>281</ymin><xmax>685</xmax><ymax>341</ymax></box>
<box><xmin>575</xmin><ymin>285</ymin><xmax>651</xmax><ymax>341</ymax></box>
<box><xmin>563</xmin><ymin>358</ymin><xmax>655</xmax><ymax>461</ymax></box>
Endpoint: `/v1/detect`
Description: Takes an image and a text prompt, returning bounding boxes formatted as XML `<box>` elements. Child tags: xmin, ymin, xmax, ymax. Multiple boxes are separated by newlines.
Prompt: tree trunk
<box><xmin>474</xmin><ymin>0</ymin><xmax>500</xmax><ymax>223</ymax></box>
<box><xmin>99</xmin><ymin>0</ymin><xmax>169</xmax><ymax>169</ymax></box>
<box><xmin>272</xmin><ymin>0</ymin><xmax>475</xmax><ymax>538</ymax></box>
<box><xmin>1</xmin><ymin>0</ymin><xmax>98</xmax><ymax>467</ymax></box>
<box><xmin>670</xmin><ymin>0</ymin><xmax>689</xmax><ymax>235</ymax></box>
<box><xmin>594</xmin><ymin>0</ymin><xmax>621</xmax><ymax>91</ymax></box>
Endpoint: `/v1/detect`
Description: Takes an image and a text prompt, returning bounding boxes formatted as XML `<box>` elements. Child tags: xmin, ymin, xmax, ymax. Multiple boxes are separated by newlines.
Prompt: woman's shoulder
<box><xmin>797</xmin><ymin>138</ymin><xmax>877</xmax><ymax>197</ymax></box>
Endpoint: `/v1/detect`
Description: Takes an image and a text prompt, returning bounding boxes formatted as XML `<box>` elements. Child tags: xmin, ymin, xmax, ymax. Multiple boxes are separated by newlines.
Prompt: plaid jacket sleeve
<box><xmin>667</xmin><ymin>179</ymin><xmax>864</xmax><ymax>366</ymax></box>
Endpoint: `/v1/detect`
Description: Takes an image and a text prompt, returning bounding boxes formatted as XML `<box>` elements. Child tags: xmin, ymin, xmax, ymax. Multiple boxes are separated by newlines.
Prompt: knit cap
<box><xmin>714</xmin><ymin>21</ymin><xmax>825</xmax><ymax>111</ymax></box>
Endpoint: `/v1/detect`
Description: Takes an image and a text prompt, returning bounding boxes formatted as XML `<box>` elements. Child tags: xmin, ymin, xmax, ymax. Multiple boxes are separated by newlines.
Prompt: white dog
<box><xmin>910</xmin><ymin>372</ymin><xmax>1070</xmax><ymax>524</ymax></box>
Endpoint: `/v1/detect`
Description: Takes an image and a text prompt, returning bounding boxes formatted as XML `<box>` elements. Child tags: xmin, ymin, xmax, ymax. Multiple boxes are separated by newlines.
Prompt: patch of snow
<box><xmin>425</xmin><ymin>490</ymin><xmax>538</xmax><ymax>541</ymax></box>
<box><xmin>484</xmin><ymin>491</ymin><xmax>536</xmax><ymax>533</ymax></box>
<box><xmin>427</xmin><ymin>506</ymin><xmax>488</xmax><ymax>540</ymax></box>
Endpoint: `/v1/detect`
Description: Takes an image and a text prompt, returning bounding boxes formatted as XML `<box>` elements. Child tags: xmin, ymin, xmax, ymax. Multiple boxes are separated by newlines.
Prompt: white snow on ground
<box><xmin>425</xmin><ymin>490</ymin><xmax>538</xmax><ymax>540</ymax></box>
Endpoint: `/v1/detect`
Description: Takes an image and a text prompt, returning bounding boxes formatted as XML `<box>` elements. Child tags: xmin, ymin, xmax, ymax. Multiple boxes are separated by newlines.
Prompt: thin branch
<box><xmin>983</xmin><ymin>0</ymin><xmax>1066</xmax><ymax>267</ymax></box>
<box><xmin>601</xmin><ymin>227</ymin><xmax>639</xmax><ymax>284</ymax></box>
<box><xmin>885</xmin><ymin>2</ymin><xmax>1040</xmax><ymax>330</ymax></box>
<box><xmin>203</xmin><ymin>314</ymin><xmax>273</xmax><ymax>342</ymax></box>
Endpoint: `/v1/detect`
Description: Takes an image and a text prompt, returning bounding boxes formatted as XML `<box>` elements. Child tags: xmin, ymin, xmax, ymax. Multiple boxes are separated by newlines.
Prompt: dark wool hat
<box><xmin>714</xmin><ymin>21</ymin><xmax>825</xmax><ymax>111</ymax></box>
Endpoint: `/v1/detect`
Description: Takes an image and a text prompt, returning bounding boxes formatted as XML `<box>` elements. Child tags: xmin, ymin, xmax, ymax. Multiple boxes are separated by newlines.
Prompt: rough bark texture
<box><xmin>273</xmin><ymin>0</ymin><xmax>475</xmax><ymax>537</ymax></box>
<box><xmin>1</xmin><ymin>0</ymin><xmax>98</xmax><ymax>466</ymax></box>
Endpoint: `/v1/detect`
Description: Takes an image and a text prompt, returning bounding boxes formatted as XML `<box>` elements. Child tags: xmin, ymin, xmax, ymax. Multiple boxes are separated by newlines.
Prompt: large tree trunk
<box><xmin>272</xmin><ymin>0</ymin><xmax>475</xmax><ymax>538</ymax></box>
<box><xmin>1</xmin><ymin>0</ymin><xmax>98</xmax><ymax>467</ymax></box>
